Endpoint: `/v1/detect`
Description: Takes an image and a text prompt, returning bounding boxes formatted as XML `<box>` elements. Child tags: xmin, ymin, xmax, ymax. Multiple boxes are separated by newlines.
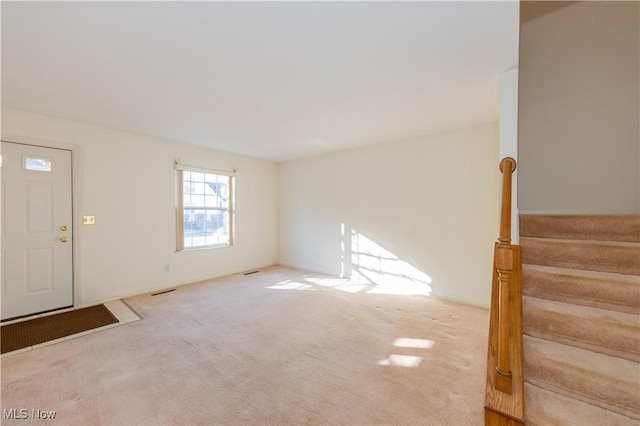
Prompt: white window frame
<box><xmin>175</xmin><ymin>164</ymin><xmax>235</xmax><ymax>251</ymax></box>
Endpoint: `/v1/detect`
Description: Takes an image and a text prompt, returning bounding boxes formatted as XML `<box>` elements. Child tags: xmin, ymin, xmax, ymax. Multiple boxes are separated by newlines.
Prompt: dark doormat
<box><xmin>1</xmin><ymin>305</ymin><xmax>118</xmax><ymax>354</ymax></box>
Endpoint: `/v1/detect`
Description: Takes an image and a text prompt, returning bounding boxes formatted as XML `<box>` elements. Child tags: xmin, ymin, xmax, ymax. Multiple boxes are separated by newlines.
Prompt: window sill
<box><xmin>177</xmin><ymin>243</ymin><xmax>233</xmax><ymax>252</ymax></box>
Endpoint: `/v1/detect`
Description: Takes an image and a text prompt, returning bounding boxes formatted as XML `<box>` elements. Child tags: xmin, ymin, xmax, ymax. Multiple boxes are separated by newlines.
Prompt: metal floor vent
<box><xmin>244</xmin><ymin>270</ymin><xmax>259</xmax><ymax>276</ymax></box>
<box><xmin>151</xmin><ymin>289</ymin><xmax>176</xmax><ymax>296</ymax></box>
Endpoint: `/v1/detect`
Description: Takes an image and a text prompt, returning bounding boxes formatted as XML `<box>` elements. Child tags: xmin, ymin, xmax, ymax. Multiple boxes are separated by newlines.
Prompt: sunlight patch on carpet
<box><xmin>393</xmin><ymin>338</ymin><xmax>435</xmax><ymax>349</ymax></box>
<box><xmin>377</xmin><ymin>354</ymin><xmax>424</xmax><ymax>368</ymax></box>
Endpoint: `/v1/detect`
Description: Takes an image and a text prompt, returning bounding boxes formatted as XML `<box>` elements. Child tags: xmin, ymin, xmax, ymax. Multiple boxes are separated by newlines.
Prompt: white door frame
<box><xmin>1</xmin><ymin>134</ymin><xmax>84</xmax><ymax>313</ymax></box>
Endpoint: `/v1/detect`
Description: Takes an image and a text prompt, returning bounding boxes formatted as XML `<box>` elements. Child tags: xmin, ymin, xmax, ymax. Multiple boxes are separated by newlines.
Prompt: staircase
<box><xmin>520</xmin><ymin>215</ymin><xmax>640</xmax><ymax>425</ymax></box>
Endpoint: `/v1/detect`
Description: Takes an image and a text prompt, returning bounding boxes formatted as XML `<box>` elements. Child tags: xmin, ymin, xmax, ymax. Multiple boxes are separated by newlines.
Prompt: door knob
<box><xmin>60</xmin><ymin>236</ymin><xmax>70</xmax><ymax>243</ymax></box>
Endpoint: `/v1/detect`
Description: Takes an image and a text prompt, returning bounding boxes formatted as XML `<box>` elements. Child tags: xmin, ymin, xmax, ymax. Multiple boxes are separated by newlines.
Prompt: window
<box><xmin>24</xmin><ymin>156</ymin><xmax>52</xmax><ymax>172</ymax></box>
<box><xmin>176</xmin><ymin>167</ymin><xmax>234</xmax><ymax>250</ymax></box>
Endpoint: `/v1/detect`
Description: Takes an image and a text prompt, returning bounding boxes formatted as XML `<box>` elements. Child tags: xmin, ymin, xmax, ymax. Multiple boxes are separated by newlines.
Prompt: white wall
<box><xmin>278</xmin><ymin>124</ymin><xmax>499</xmax><ymax>307</ymax></box>
<box><xmin>499</xmin><ymin>67</ymin><xmax>519</xmax><ymax>243</ymax></box>
<box><xmin>518</xmin><ymin>1</ymin><xmax>640</xmax><ymax>214</ymax></box>
<box><xmin>1</xmin><ymin>108</ymin><xmax>278</xmax><ymax>306</ymax></box>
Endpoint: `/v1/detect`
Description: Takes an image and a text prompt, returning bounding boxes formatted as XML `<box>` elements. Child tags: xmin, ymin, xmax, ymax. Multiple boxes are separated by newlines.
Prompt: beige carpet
<box><xmin>519</xmin><ymin>215</ymin><xmax>640</xmax><ymax>425</ymax></box>
<box><xmin>1</xmin><ymin>266</ymin><xmax>489</xmax><ymax>425</ymax></box>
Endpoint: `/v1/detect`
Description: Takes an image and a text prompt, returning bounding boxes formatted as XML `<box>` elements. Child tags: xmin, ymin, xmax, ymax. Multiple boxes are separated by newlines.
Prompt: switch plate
<box><xmin>83</xmin><ymin>215</ymin><xmax>96</xmax><ymax>225</ymax></box>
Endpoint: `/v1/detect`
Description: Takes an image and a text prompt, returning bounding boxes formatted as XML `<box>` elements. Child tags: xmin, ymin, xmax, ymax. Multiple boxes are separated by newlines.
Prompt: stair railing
<box><xmin>485</xmin><ymin>157</ymin><xmax>525</xmax><ymax>425</ymax></box>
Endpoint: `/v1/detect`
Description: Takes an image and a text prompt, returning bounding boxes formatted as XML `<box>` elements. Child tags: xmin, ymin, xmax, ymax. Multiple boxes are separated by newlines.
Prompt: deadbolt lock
<box><xmin>60</xmin><ymin>225</ymin><xmax>68</xmax><ymax>231</ymax></box>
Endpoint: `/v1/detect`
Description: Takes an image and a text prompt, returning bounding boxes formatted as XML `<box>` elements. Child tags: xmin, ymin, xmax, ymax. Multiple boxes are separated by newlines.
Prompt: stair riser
<box><xmin>523</xmin><ymin>303</ymin><xmax>640</xmax><ymax>363</ymax></box>
<box><xmin>522</xmin><ymin>268</ymin><xmax>640</xmax><ymax>315</ymax></box>
<box><xmin>520</xmin><ymin>215</ymin><xmax>640</xmax><ymax>242</ymax></box>
<box><xmin>522</xmin><ymin>239</ymin><xmax>640</xmax><ymax>275</ymax></box>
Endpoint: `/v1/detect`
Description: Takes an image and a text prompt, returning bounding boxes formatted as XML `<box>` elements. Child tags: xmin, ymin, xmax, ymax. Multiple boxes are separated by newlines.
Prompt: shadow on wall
<box><xmin>271</xmin><ymin>224</ymin><xmax>432</xmax><ymax>297</ymax></box>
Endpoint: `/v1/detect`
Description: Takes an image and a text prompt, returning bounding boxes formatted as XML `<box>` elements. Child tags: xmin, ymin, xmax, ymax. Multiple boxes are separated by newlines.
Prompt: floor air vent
<box><xmin>151</xmin><ymin>289</ymin><xmax>176</xmax><ymax>296</ymax></box>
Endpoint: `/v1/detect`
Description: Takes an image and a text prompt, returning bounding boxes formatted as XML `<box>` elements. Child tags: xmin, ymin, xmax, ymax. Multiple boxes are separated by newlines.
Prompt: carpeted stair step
<box><xmin>525</xmin><ymin>383</ymin><xmax>639</xmax><ymax>426</ymax></box>
<box><xmin>523</xmin><ymin>265</ymin><xmax>640</xmax><ymax>315</ymax></box>
<box><xmin>523</xmin><ymin>335</ymin><xmax>640</xmax><ymax>420</ymax></box>
<box><xmin>520</xmin><ymin>215</ymin><xmax>640</xmax><ymax>242</ymax></box>
<box><xmin>521</xmin><ymin>237</ymin><xmax>640</xmax><ymax>275</ymax></box>
<box><xmin>523</xmin><ymin>296</ymin><xmax>640</xmax><ymax>362</ymax></box>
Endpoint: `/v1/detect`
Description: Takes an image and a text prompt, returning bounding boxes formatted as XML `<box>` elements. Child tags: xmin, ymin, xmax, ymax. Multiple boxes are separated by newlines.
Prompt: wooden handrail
<box><xmin>499</xmin><ymin>157</ymin><xmax>516</xmax><ymax>244</ymax></box>
<box><xmin>485</xmin><ymin>157</ymin><xmax>525</xmax><ymax>425</ymax></box>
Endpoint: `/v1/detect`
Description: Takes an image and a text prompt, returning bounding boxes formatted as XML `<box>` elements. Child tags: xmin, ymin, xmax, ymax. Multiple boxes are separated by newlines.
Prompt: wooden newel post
<box><xmin>495</xmin><ymin>157</ymin><xmax>516</xmax><ymax>393</ymax></box>
<box><xmin>485</xmin><ymin>156</ymin><xmax>525</xmax><ymax>424</ymax></box>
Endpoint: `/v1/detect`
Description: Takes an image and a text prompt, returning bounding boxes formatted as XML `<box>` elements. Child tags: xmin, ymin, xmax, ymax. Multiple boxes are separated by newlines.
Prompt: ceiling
<box><xmin>1</xmin><ymin>1</ymin><xmax>519</xmax><ymax>162</ymax></box>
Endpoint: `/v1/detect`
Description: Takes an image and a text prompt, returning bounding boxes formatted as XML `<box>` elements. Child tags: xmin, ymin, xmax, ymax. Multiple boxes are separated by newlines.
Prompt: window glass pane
<box><xmin>191</xmin><ymin>193</ymin><xmax>205</xmax><ymax>207</ymax></box>
<box><xmin>183</xmin><ymin>208</ymin><xmax>229</xmax><ymax>247</ymax></box>
<box><xmin>204</xmin><ymin>195</ymin><xmax>215</xmax><ymax>208</ymax></box>
<box><xmin>191</xmin><ymin>172</ymin><xmax>204</xmax><ymax>183</ymax></box>
<box><xmin>24</xmin><ymin>157</ymin><xmax>52</xmax><ymax>172</ymax></box>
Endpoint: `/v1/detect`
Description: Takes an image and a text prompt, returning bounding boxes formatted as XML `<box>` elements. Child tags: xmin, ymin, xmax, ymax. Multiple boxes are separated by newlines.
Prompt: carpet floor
<box><xmin>0</xmin><ymin>266</ymin><xmax>489</xmax><ymax>425</ymax></box>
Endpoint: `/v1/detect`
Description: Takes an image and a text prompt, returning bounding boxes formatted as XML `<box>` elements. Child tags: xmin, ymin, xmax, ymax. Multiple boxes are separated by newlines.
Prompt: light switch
<box><xmin>83</xmin><ymin>215</ymin><xmax>96</xmax><ymax>225</ymax></box>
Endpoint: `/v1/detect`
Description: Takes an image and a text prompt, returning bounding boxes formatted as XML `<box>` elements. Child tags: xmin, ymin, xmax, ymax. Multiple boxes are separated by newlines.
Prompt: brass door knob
<box><xmin>60</xmin><ymin>236</ymin><xmax>70</xmax><ymax>243</ymax></box>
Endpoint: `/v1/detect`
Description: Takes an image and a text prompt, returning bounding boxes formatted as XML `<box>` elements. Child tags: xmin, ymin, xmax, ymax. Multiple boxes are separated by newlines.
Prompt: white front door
<box><xmin>1</xmin><ymin>142</ymin><xmax>74</xmax><ymax>320</ymax></box>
